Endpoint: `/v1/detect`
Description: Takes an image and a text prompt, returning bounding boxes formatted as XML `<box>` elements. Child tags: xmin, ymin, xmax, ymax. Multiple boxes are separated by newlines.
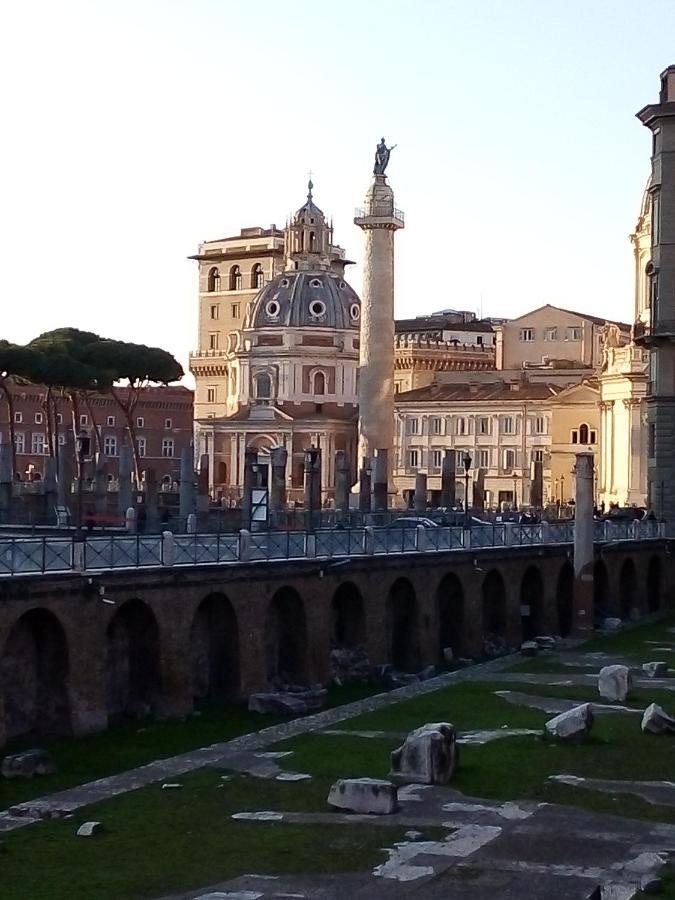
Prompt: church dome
<box><xmin>245</xmin><ymin>270</ymin><xmax>361</xmax><ymax>331</ymax></box>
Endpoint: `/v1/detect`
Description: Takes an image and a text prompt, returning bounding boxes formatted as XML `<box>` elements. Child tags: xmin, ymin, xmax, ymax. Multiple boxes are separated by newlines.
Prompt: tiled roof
<box><xmin>395</xmin><ymin>381</ymin><xmax>561</xmax><ymax>404</ymax></box>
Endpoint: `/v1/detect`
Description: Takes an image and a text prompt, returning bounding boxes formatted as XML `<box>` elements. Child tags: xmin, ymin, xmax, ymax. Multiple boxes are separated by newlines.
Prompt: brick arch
<box><xmin>619</xmin><ymin>558</ymin><xmax>638</xmax><ymax>619</ymax></box>
<box><xmin>556</xmin><ymin>561</ymin><xmax>574</xmax><ymax>637</ymax></box>
<box><xmin>647</xmin><ymin>555</ymin><xmax>662</xmax><ymax>612</ymax></box>
<box><xmin>482</xmin><ymin>569</ymin><xmax>507</xmax><ymax>640</ymax></box>
<box><xmin>265</xmin><ymin>587</ymin><xmax>308</xmax><ymax>686</ymax></box>
<box><xmin>1</xmin><ymin>608</ymin><xmax>71</xmax><ymax>740</ymax></box>
<box><xmin>190</xmin><ymin>593</ymin><xmax>240</xmax><ymax>703</ymax></box>
<box><xmin>436</xmin><ymin>572</ymin><xmax>464</xmax><ymax>660</ymax></box>
<box><xmin>331</xmin><ymin>582</ymin><xmax>366</xmax><ymax>649</ymax></box>
<box><xmin>105</xmin><ymin>599</ymin><xmax>161</xmax><ymax>721</ymax></box>
<box><xmin>520</xmin><ymin>566</ymin><xmax>544</xmax><ymax>640</ymax></box>
<box><xmin>387</xmin><ymin>577</ymin><xmax>420</xmax><ymax>672</ymax></box>
<box><xmin>593</xmin><ymin>559</ymin><xmax>610</xmax><ymax>624</ymax></box>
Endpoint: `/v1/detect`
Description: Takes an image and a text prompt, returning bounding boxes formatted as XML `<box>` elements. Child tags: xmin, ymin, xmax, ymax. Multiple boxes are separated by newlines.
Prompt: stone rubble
<box><xmin>602</xmin><ymin>618</ymin><xmax>623</xmax><ymax>633</ymax></box>
<box><xmin>641</xmin><ymin>702</ymin><xmax>675</xmax><ymax>734</ymax></box>
<box><xmin>389</xmin><ymin>722</ymin><xmax>459</xmax><ymax>786</ymax></box>
<box><xmin>520</xmin><ymin>641</ymin><xmax>539</xmax><ymax>657</ymax></box>
<box><xmin>327</xmin><ymin>777</ymin><xmax>398</xmax><ymax>815</ymax></box>
<box><xmin>248</xmin><ymin>687</ymin><xmax>327</xmax><ymax>716</ymax></box>
<box><xmin>1</xmin><ymin>749</ymin><xmax>56</xmax><ymax>780</ymax></box>
<box><xmin>598</xmin><ymin>665</ymin><xmax>632</xmax><ymax>702</ymax></box>
<box><xmin>545</xmin><ymin>703</ymin><xmax>594</xmax><ymax>740</ymax></box>
<box><xmin>76</xmin><ymin>821</ymin><xmax>102</xmax><ymax>837</ymax></box>
<box><xmin>642</xmin><ymin>661</ymin><xmax>669</xmax><ymax>678</ymax></box>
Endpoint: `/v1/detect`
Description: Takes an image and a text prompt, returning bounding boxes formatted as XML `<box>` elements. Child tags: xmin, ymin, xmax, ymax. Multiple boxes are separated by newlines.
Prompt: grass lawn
<box><xmin>0</xmin><ymin>769</ymin><xmax>417</xmax><ymax>900</ymax></box>
<box><xmin>0</xmin><ymin>682</ymin><xmax>379</xmax><ymax>811</ymax></box>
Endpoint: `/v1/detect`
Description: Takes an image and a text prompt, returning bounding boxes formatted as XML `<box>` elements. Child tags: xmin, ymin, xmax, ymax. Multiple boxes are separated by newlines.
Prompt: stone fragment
<box><xmin>642</xmin><ymin>661</ymin><xmax>669</xmax><ymax>678</ymax></box>
<box><xmin>327</xmin><ymin>777</ymin><xmax>397</xmax><ymax>815</ymax></box>
<box><xmin>161</xmin><ymin>783</ymin><xmax>182</xmax><ymax>789</ymax></box>
<box><xmin>545</xmin><ymin>703</ymin><xmax>594</xmax><ymax>740</ymax></box>
<box><xmin>602</xmin><ymin>617</ymin><xmax>623</xmax><ymax>633</ymax></box>
<box><xmin>1</xmin><ymin>749</ymin><xmax>56</xmax><ymax>780</ymax></box>
<box><xmin>248</xmin><ymin>693</ymin><xmax>308</xmax><ymax>716</ymax></box>
<box><xmin>389</xmin><ymin>722</ymin><xmax>459</xmax><ymax>785</ymax></box>
<box><xmin>442</xmin><ymin>647</ymin><xmax>454</xmax><ymax>664</ymax></box>
<box><xmin>419</xmin><ymin>665</ymin><xmax>436</xmax><ymax>681</ymax></box>
<box><xmin>76</xmin><ymin>821</ymin><xmax>102</xmax><ymax>837</ymax></box>
<box><xmin>641</xmin><ymin>703</ymin><xmax>675</xmax><ymax>734</ymax></box>
<box><xmin>598</xmin><ymin>665</ymin><xmax>632</xmax><ymax>702</ymax></box>
<box><xmin>535</xmin><ymin>636</ymin><xmax>556</xmax><ymax>650</ymax></box>
<box><xmin>520</xmin><ymin>641</ymin><xmax>538</xmax><ymax>657</ymax></box>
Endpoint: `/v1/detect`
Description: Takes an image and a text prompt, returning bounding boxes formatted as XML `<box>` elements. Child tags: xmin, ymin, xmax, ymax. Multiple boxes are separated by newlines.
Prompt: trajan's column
<box><xmin>354</xmin><ymin>139</ymin><xmax>404</xmax><ymax>482</ymax></box>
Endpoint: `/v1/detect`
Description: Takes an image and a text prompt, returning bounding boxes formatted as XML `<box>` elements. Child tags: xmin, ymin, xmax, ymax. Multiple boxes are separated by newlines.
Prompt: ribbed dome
<box><xmin>245</xmin><ymin>270</ymin><xmax>361</xmax><ymax>330</ymax></box>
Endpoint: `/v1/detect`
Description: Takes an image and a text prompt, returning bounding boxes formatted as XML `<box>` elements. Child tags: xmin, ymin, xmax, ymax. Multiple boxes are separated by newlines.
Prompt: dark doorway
<box><xmin>191</xmin><ymin>594</ymin><xmax>240</xmax><ymax>702</ymax></box>
<box><xmin>436</xmin><ymin>573</ymin><xmax>464</xmax><ymax>660</ymax></box>
<box><xmin>647</xmin><ymin>556</ymin><xmax>662</xmax><ymax>613</ymax></box>
<box><xmin>520</xmin><ymin>567</ymin><xmax>544</xmax><ymax>640</ymax></box>
<box><xmin>265</xmin><ymin>587</ymin><xmax>308</xmax><ymax>686</ymax></box>
<box><xmin>331</xmin><ymin>582</ymin><xmax>366</xmax><ymax>649</ymax></box>
<box><xmin>619</xmin><ymin>559</ymin><xmax>638</xmax><ymax>620</ymax></box>
<box><xmin>387</xmin><ymin>578</ymin><xmax>420</xmax><ymax>672</ymax></box>
<box><xmin>556</xmin><ymin>561</ymin><xmax>574</xmax><ymax>637</ymax></box>
<box><xmin>105</xmin><ymin>600</ymin><xmax>161</xmax><ymax>720</ymax></box>
<box><xmin>482</xmin><ymin>570</ymin><xmax>507</xmax><ymax>638</ymax></box>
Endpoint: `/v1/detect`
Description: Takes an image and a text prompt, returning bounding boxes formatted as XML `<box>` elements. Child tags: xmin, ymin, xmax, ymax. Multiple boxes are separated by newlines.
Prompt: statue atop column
<box><xmin>373</xmin><ymin>137</ymin><xmax>396</xmax><ymax>175</ymax></box>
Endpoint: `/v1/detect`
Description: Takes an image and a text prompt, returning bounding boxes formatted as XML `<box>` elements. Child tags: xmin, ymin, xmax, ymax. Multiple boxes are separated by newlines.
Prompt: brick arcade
<box><xmin>0</xmin><ymin>540</ymin><xmax>670</xmax><ymax>748</ymax></box>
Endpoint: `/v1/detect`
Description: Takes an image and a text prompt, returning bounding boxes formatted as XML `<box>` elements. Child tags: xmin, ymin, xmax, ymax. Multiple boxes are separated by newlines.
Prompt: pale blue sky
<box><xmin>1</xmin><ymin>0</ymin><xmax>673</xmax><ymax>376</ymax></box>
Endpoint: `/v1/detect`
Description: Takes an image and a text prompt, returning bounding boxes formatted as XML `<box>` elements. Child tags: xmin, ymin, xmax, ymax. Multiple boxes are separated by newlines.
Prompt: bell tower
<box><xmin>284</xmin><ymin>179</ymin><xmax>333</xmax><ymax>271</ymax></box>
<box><xmin>636</xmin><ymin>66</ymin><xmax>675</xmax><ymax>517</ymax></box>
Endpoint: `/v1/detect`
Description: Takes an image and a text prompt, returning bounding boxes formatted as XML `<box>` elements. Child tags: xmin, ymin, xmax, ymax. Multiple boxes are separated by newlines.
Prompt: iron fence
<box><xmin>0</xmin><ymin>519</ymin><xmax>665</xmax><ymax>577</ymax></box>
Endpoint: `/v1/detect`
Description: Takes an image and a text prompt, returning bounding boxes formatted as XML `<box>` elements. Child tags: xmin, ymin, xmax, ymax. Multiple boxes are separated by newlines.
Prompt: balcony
<box><xmin>634</xmin><ymin>318</ymin><xmax>675</xmax><ymax>345</ymax></box>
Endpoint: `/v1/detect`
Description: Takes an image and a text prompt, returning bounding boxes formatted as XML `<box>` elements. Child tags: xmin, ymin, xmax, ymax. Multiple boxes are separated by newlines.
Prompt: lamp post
<box><xmin>512</xmin><ymin>472</ymin><xmax>518</xmax><ymax>512</ymax></box>
<box><xmin>561</xmin><ymin>474</ymin><xmax>566</xmax><ymax>508</ymax></box>
<box><xmin>462</xmin><ymin>451</ymin><xmax>472</xmax><ymax>525</ymax></box>
<box><xmin>76</xmin><ymin>430</ymin><xmax>91</xmax><ymax>539</ymax></box>
<box><xmin>305</xmin><ymin>446</ymin><xmax>319</xmax><ymax>532</ymax></box>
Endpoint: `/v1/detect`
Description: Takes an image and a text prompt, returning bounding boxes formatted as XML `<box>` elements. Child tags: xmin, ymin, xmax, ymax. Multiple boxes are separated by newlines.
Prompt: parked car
<box><xmin>385</xmin><ymin>517</ymin><xmax>438</xmax><ymax>529</ymax></box>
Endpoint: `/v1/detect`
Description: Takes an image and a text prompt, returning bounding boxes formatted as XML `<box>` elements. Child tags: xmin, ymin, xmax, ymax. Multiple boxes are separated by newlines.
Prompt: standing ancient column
<box><xmin>573</xmin><ymin>452</ymin><xmax>595</xmax><ymax>635</ymax></box>
<box><xmin>354</xmin><ymin>145</ymin><xmax>404</xmax><ymax>494</ymax></box>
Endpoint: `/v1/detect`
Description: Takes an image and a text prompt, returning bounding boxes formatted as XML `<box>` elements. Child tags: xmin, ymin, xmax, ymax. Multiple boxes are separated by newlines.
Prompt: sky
<box><xmin>1</xmin><ymin>0</ymin><xmax>674</xmax><ymax>382</ymax></box>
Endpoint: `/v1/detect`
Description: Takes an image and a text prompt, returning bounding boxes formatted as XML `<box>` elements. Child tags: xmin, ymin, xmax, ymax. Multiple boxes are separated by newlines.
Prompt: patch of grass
<box><xmin>0</xmin><ymin>769</ymin><xmax>412</xmax><ymax>900</ymax></box>
<box><xmin>506</xmin><ymin>658</ymin><xmax>595</xmax><ymax>674</ymax></box>
<box><xmin>580</xmin><ymin>613</ymin><xmax>675</xmax><ymax>661</ymax></box>
<box><xmin>0</xmin><ymin>681</ymin><xmax>384</xmax><ymax>811</ymax></box>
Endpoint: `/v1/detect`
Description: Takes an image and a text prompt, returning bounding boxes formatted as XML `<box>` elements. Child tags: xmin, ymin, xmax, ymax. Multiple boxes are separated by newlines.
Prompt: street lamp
<box><xmin>560</xmin><ymin>474</ymin><xmax>566</xmax><ymax>508</ymax></box>
<box><xmin>462</xmin><ymin>451</ymin><xmax>472</xmax><ymax>525</ymax></box>
<box><xmin>512</xmin><ymin>472</ymin><xmax>518</xmax><ymax>512</ymax></box>
<box><xmin>305</xmin><ymin>446</ymin><xmax>319</xmax><ymax>532</ymax></box>
<box><xmin>76</xmin><ymin>430</ymin><xmax>91</xmax><ymax>538</ymax></box>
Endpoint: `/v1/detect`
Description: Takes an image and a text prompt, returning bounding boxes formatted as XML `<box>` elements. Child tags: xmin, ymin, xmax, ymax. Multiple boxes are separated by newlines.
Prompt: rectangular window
<box><xmin>590</xmin><ymin>429</ymin><xmax>597</xmax><ymax>444</ymax></box>
<box><xmin>56</xmin><ymin>413</ymin><xmax>63</xmax><ymax>425</ymax></box>
<box><xmin>58</xmin><ymin>434</ymin><xmax>65</xmax><ymax>446</ymax></box>
<box><xmin>476</xmin><ymin>335</ymin><xmax>483</xmax><ymax>345</ymax></box>
<box><xmin>209</xmin><ymin>332</ymin><xmax>219</xmax><ymax>350</ymax></box>
<box><xmin>432</xmin><ymin>449</ymin><xmax>442</xmax><ymax>468</ymax></box>
<box><xmin>652</xmin><ymin>190</ymin><xmax>660</xmax><ymax>245</ymax></box>
<box><xmin>14</xmin><ymin>412</ymin><xmax>22</xmax><ymax>424</ymax></box>
<box><xmin>502</xmin><ymin>416</ymin><xmax>514</xmax><ymax>434</ymax></box>
<box><xmin>79</xmin><ymin>414</ymin><xmax>88</xmax><ymax>427</ymax></box>
<box><xmin>161</xmin><ymin>438</ymin><xmax>175</xmax><ymax>458</ymax></box>
<box><xmin>533</xmin><ymin>449</ymin><xmax>544</xmax><ymax>463</ymax></box>
<box><xmin>136</xmin><ymin>417</ymin><xmax>145</xmax><ymax>428</ymax></box>
<box><xmin>207</xmin><ymin>387</ymin><xmax>217</xmax><ymax>403</ymax></box>
<box><xmin>503</xmin><ymin>448</ymin><xmax>515</xmax><ymax>471</ymax></box>
<box><xmin>520</xmin><ymin>328</ymin><xmax>534</xmax><ymax>342</ymax></box>
<box><xmin>164</xmin><ymin>418</ymin><xmax>172</xmax><ymax>429</ymax></box>
<box><xmin>478</xmin><ymin>416</ymin><xmax>490</xmax><ymax>435</ymax></box>
<box><xmin>103</xmin><ymin>435</ymin><xmax>118</xmax><ymax>456</ymax></box>
<box><xmin>31</xmin><ymin>432</ymin><xmax>46</xmax><ymax>455</ymax></box>
<box><xmin>409</xmin><ymin>418</ymin><xmax>420</xmax><ymax>435</ymax></box>
<box><xmin>137</xmin><ymin>436</ymin><xmax>147</xmax><ymax>458</ymax></box>
<box><xmin>231</xmin><ymin>303</ymin><xmax>240</xmax><ymax>318</ymax></box>
<box><xmin>571</xmin><ymin>430</ymin><xmax>579</xmax><ymax>444</ymax></box>
<box><xmin>456</xmin><ymin>417</ymin><xmax>466</xmax><ymax>436</ymax></box>
<box><xmin>478</xmin><ymin>449</ymin><xmax>489</xmax><ymax>469</ymax></box>
<box><xmin>408</xmin><ymin>449</ymin><xmax>419</xmax><ymax>468</ymax></box>
<box><xmin>210</xmin><ymin>304</ymin><xmax>219</xmax><ymax>319</ymax></box>
<box><xmin>534</xmin><ymin>416</ymin><xmax>545</xmax><ymax>434</ymax></box>
<box><xmin>14</xmin><ymin>432</ymin><xmax>25</xmax><ymax>454</ymax></box>
<box><xmin>455</xmin><ymin>450</ymin><xmax>467</xmax><ymax>471</ymax></box>
<box><xmin>544</xmin><ymin>327</ymin><xmax>558</xmax><ymax>342</ymax></box>
<box><xmin>431</xmin><ymin>417</ymin><xmax>442</xmax><ymax>435</ymax></box>
<box><xmin>34</xmin><ymin>412</ymin><xmax>43</xmax><ymax>424</ymax></box>
<box><xmin>106</xmin><ymin>415</ymin><xmax>115</xmax><ymax>427</ymax></box>
<box><xmin>567</xmin><ymin>326</ymin><xmax>582</xmax><ymax>341</ymax></box>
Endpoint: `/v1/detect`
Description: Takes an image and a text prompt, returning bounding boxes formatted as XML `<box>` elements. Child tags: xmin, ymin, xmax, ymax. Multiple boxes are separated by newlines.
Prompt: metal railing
<box><xmin>0</xmin><ymin>518</ymin><xmax>664</xmax><ymax>578</ymax></box>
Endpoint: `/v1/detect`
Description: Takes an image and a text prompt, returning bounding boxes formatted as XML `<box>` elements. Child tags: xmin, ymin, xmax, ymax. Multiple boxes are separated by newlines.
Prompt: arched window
<box><xmin>309</xmin><ymin>231</ymin><xmax>316</xmax><ymax>251</ymax></box>
<box><xmin>229</xmin><ymin>265</ymin><xmax>242</xmax><ymax>291</ymax></box>
<box><xmin>256</xmin><ymin>373</ymin><xmax>272</xmax><ymax>400</ymax></box>
<box><xmin>313</xmin><ymin>371</ymin><xmax>326</xmax><ymax>396</ymax></box>
<box><xmin>579</xmin><ymin>423</ymin><xmax>589</xmax><ymax>444</ymax></box>
<box><xmin>207</xmin><ymin>267</ymin><xmax>220</xmax><ymax>292</ymax></box>
<box><xmin>251</xmin><ymin>263</ymin><xmax>264</xmax><ymax>289</ymax></box>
